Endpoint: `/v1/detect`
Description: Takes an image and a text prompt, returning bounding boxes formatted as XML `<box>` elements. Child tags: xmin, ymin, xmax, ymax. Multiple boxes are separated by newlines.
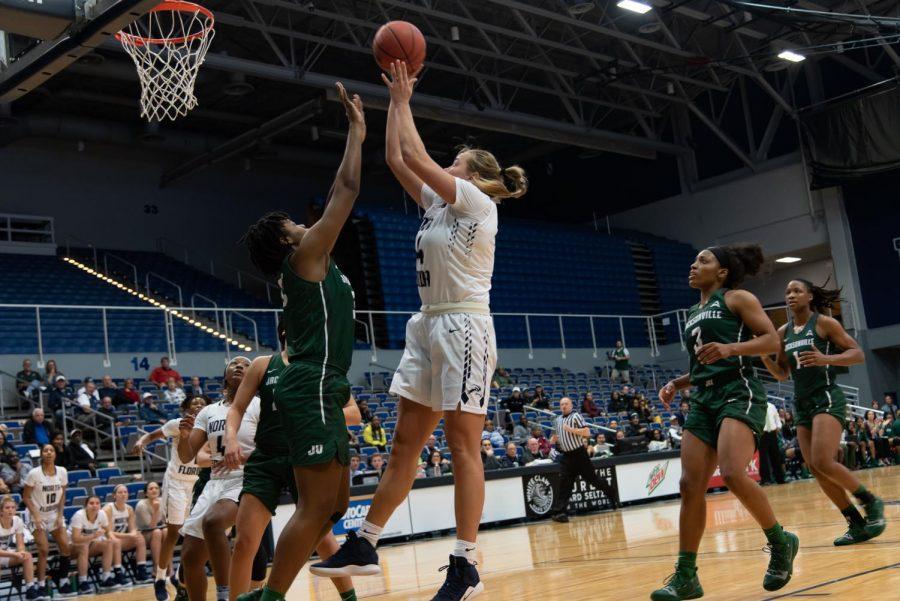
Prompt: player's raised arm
<box><xmin>383</xmin><ymin>61</ymin><xmax>457</xmax><ymax>204</ymax></box>
<box><xmin>385</xmin><ymin>100</ymin><xmax>424</xmax><ymax>205</ymax></box>
<box><xmin>294</xmin><ymin>82</ymin><xmax>365</xmax><ymax>276</ymax></box>
<box><xmin>176</xmin><ymin>410</ymin><xmax>206</xmax><ymax>464</ymax></box>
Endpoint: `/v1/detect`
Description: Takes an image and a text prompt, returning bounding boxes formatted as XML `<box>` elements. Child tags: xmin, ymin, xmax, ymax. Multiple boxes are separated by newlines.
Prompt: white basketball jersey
<box><xmin>416</xmin><ymin>178</ymin><xmax>497</xmax><ymax>307</ymax></box>
<box><xmin>25</xmin><ymin>466</ymin><xmax>67</xmax><ymax>515</ymax></box>
<box><xmin>194</xmin><ymin>397</ymin><xmax>260</xmax><ymax>480</ymax></box>
<box><xmin>161</xmin><ymin>418</ymin><xmax>203</xmax><ymax>482</ymax></box>
<box><xmin>0</xmin><ymin>516</ymin><xmax>24</xmax><ymax>550</ymax></box>
<box><xmin>106</xmin><ymin>503</ymin><xmax>130</xmax><ymax>533</ymax></box>
<box><xmin>69</xmin><ymin>508</ymin><xmax>107</xmax><ymax>537</ymax></box>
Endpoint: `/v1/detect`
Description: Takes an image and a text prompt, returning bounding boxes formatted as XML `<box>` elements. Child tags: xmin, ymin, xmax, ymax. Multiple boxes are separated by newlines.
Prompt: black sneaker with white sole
<box><xmin>431</xmin><ymin>555</ymin><xmax>484</xmax><ymax>601</ymax></box>
<box><xmin>309</xmin><ymin>531</ymin><xmax>381</xmax><ymax>577</ymax></box>
<box><xmin>154</xmin><ymin>579</ymin><xmax>170</xmax><ymax>601</ymax></box>
<box><xmin>56</xmin><ymin>581</ymin><xmax>77</xmax><ymax>598</ymax></box>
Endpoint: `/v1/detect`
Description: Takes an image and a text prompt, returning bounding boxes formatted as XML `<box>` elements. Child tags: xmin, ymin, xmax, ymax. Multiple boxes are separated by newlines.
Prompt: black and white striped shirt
<box><xmin>555</xmin><ymin>411</ymin><xmax>586</xmax><ymax>452</ymax></box>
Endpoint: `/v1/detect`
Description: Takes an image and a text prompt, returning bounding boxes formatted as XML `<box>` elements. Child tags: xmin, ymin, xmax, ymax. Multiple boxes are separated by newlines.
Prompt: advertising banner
<box><xmin>616</xmin><ymin>457</ymin><xmax>682</xmax><ymax>503</ymax></box>
<box><xmin>707</xmin><ymin>451</ymin><xmax>761</xmax><ymax>489</ymax></box>
<box><xmin>566</xmin><ymin>464</ymin><xmax>618</xmax><ymax>512</ymax></box>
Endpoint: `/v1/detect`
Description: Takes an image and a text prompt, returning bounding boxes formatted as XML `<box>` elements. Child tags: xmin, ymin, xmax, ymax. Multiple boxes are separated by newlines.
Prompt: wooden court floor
<box><xmin>120</xmin><ymin>465</ymin><xmax>898</xmax><ymax>600</ymax></box>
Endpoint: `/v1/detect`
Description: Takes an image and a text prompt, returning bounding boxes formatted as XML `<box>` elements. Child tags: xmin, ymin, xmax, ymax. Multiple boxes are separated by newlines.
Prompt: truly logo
<box><xmin>646</xmin><ymin>461</ymin><xmax>669</xmax><ymax>495</ymax></box>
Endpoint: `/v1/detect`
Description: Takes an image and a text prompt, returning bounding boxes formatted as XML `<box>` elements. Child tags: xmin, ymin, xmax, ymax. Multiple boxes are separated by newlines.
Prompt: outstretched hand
<box><xmin>335</xmin><ymin>82</ymin><xmax>366</xmax><ymax>139</ymax></box>
<box><xmin>381</xmin><ymin>60</ymin><xmax>417</xmax><ymax>104</ymax></box>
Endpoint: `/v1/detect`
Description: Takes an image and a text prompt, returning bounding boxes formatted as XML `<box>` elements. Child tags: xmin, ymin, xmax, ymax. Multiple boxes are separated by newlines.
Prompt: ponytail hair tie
<box><xmin>500</xmin><ymin>167</ymin><xmax>508</xmax><ymax>177</ymax></box>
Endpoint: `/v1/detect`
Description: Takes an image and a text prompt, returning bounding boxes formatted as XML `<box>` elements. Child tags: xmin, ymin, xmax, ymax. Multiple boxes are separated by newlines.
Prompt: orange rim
<box><xmin>116</xmin><ymin>1</ymin><xmax>214</xmax><ymax>46</ymax></box>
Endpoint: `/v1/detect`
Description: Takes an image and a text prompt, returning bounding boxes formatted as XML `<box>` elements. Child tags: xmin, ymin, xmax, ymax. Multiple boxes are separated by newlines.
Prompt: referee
<box><xmin>550</xmin><ymin>397</ymin><xmax>607</xmax><ymax>523</ymax></box>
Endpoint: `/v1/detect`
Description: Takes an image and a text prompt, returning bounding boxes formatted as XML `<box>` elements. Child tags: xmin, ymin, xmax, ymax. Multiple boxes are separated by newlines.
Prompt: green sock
<box><xmin>840</xmin><ymin>504</ymin><xmax>866</xmax><ymax>527</ymax></box>
<box><xmin>259</xmin><ymin>586</ymin><xmax>286</xmax><ymax>601</ymax></box>
<box><xmin>763</xmin><ymin>522</ymin><xmax>787</xmax><ymax>545</ymax></box>
<box><xmin>339</xmin><ymin>589</ymin><xmax>357</xmax><ymax>601</ymax></box>
<box><xmin>676</xmin><ymin>551</ymin><xmax>697</xmax><ymax>571</ymax></box>
<box><xmin>852</xmin><ymin>485</ymin><xmax>875</xmax><ymax>505</ymax></box>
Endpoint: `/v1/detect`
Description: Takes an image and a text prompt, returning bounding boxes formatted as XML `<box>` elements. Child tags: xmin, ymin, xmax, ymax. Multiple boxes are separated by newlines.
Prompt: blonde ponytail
<box><xmin>458</xmin><ymin>147</ymin><xmax>529</xmax><ymax>200</ymax></box>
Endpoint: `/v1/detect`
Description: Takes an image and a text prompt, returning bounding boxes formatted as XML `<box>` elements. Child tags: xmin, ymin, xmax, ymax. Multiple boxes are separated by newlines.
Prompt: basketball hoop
<box><xmin>117</xmin><ymin>1</ymin><xmax>215</xmax><ymax>122</ymax></box>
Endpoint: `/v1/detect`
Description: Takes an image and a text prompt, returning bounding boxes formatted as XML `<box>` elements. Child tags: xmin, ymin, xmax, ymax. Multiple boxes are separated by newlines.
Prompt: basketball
<box><xmin>373</xmin><ymin>20</ymin><xmax>426</xmax><ymax>73</ymax></box>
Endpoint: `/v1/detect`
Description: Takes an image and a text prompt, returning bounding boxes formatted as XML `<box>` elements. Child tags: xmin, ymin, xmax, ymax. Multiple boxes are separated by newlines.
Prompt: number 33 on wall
<box><xmin>130</xmin><ymin>357</ymin><xmax>150</xmax><ymax>371</ymax></box>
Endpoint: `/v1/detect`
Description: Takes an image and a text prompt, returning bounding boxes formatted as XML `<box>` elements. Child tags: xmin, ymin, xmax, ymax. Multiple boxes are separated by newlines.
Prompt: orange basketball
<box><xmin>373</xmin><ymin>21</ymin><xmax>426</xmax><ymax>74</ymax></box>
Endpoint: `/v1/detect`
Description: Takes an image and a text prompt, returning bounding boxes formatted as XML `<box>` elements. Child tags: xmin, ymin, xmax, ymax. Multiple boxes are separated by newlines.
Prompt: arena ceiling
<box><xmin>1</xmin><ymin>0</ymin><xmax>899</xmax><ymax>213</ymax></box>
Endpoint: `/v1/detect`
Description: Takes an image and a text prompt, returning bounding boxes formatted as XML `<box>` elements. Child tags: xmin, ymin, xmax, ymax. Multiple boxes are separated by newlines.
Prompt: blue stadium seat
<box><xmin>67</xmin><ymin>470</ymin><xmax>93</xmax><ymax>485</ymax></box>
<box><xmin>66</xmin><ymin>487</ymin><xmax>88</xmax><ymax>505</ymax></box>
<box><xmin>63</xmin><ymin>505</ymin><xmax>80</xmax><ymax>522</ymax></box>
<box><xmin>93</xmin><ymin>485</ymin><xmax>116</xmax><ymax>502</ymax></box>
<box><xmin>96</xmin><ymin>467</ymin><xmax>123</xmax><ymax>484</ymax></box>
<box><xmin>125</xmin><ymin>482</ymin><xmax>144</xmax><ymax>499</ymax></box>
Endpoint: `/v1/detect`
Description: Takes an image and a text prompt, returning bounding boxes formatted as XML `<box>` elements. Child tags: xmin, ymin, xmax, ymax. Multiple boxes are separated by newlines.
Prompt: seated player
<box><xmin>104</xmin><ymin>484</ymin><xmax>154</xmax><ymax>585</ymax></box>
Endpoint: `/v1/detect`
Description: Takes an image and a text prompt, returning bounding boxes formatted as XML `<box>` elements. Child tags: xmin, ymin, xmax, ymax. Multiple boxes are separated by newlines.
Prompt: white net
<box><xmin>118</xmin><ymin>2</ymin><xmax>215</xmax><ymax>122</ymax></box>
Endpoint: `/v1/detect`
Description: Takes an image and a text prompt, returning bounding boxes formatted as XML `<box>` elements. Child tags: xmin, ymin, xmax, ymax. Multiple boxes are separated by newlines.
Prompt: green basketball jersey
<box><xmin>256</xmin><ymin>353</ymin><xmax>288</xmax><ymax>454</ymax></box>
<box><xmin>613</xmin><ymin>347</ymin><xmax>629</xmax><ymax>370</ymax></box>
<box><xmin>683</xmin><ymin>288</ymin><xmax>753</xmax><ymax>385</ymax></box>
<box><xmin>784</xmin><ymin>313</ymin><xmax>838</xmax><ymax>400</ymax></box>
<box><xmin>278</xmin><ymin>255</ymin><xmax>355</xmax><ymax>375</ymax></box>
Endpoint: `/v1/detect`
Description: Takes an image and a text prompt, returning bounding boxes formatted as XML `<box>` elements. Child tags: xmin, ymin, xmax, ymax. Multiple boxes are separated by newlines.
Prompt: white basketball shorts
<box><xmin>180</xmin><ymin>476</ymin><xmax>242</xmax><ymax>540</ymax></box>
<box><xmin>160</xmin><ymin>475</ymin><xmax>195</xmax><ymax>527</ymax></box>
<box><xmin>390</xmin><ymin>312</ymin><xmax>496</xmax><ymax>415</ymax></box>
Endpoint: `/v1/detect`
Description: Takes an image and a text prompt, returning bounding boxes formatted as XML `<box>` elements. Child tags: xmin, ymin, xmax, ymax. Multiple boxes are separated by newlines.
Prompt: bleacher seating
<box><xmin>362</xmin><ymin>208</ymin><xmax>650</xmax><ymax>348</ymax></box>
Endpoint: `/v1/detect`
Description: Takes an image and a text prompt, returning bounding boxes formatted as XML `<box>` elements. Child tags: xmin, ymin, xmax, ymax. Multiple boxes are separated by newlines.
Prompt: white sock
<box><xmin>357</xmin><ymin>520</ymin><xmax>383</xmax><ymax>548</ymax></box>
<box><xmin>452</xmin><ymin>539</ymin><xmax>477</xmax><ymax>564</ymax></box>
<box><xmin>103</xmin><ymin>571</ymin><xmax>113</xmax><ymax>580</ymax></box>
<box><xmin>114</xmin><ymin>564</ymin><xmax>123</xmax><ymax>571</ymax></box>
<box><xmin>157</xmin><ymin>567</ymin><xmax>167</xmax><ymax>581</ymax></box>
<box><xmin>27</xmin><ymin>580</ymin><xmax>36</xmax><ymax>589</ymax></box>
<box><xmin>216</xmin><ymin>585</ymin><xmax>229</xmax><ymax>600</ymax></box>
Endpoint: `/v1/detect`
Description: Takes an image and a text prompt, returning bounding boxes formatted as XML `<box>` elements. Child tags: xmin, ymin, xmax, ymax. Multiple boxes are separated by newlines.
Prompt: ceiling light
<box><xmin>775</xmin><ymin>256</ymin><xmax>802</xmax><ymax>264</ymax></box>
<box><xmin>617</xmin><ymin>0</ymin><xmax>652</xmax><ymax>14</ymax></box>
<box><xmin>777</xmin><ymin>50</ymin><xmax>805</xmax><ymax>63</ymax></box>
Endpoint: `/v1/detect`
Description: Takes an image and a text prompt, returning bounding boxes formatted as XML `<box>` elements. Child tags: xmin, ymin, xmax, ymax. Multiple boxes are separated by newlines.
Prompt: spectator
<box><xmin>625</xmin><ymin>413</ymin><xmax>648</xmax><ymax>438</ymax></box>
<box><xmin>369</xmin><ymin>453</ymin><xmax>386</xmax><ymax>477</ymax></box>
<box><xmin>511</xmin><ymin>414</ymin><xmax>530</xmax><ymax>443</ymax></box>
<box><xmin>481</xmin><ymin>419</ymin><xmax>504</xmax><ymax>448</ymax></box>
<box><xmin>138</xmin><ymin>393</ymin><xmax>168</xmax><ymax>425</ymax></box>
<box><xmin>608</xmin><ymin>391</ymin><xmax>623</xmax><ymax>414</ymax></box>
<box><xmin>23</xmin><ymin>408</ymin><xmax>55</xmax><ymax>446</ymax></box>
<box><xmin>43</xmin><ymin>359</ymin><xmax>62</xmax><ymax>387</ymax></box>
<box><xmin>162</xmin><ymin>377</ymin><xmax>186</xmax><ymax>405</ymax></box>
<box><xmin>73</xmin><ymin>381</ymin><xmax>98</xmax><ymax>427</ymax></box>
<box><xmin>522</xmin><ymin>437</ymin><xmax>549</xmax><ymax>464</ymax></box>
<box><xmin>675</xmin><ymin>401</ymin><xmax>690</xmax><ymax>428</ymax></box>
<box><xmin>66</xmin><ymin>429</ymin><xmax>97</xmax><ymax>472</ymax></box>
<box><xmin>504</xmin><ymin>387</ymin><xmax>525</xmax><ymax>414</ymax></box>
<box><xmin>581</xmin><ymin>392</ymin><xmax>601</xmax><ymax>418</ymax></box>
<box><xmin>498</xmin><ymin>442</ymin><xmax>522</xmax><ymax>469</ymax></box>
<box><xmin>115</xmin><ymin>379</ymin><xmax>140</xmax><ymax>407</ymax></box>
<box><xmin>420</xmin><ymin>435</ymin><xmax>438</xmax><ymax>463</ymax></box>
<box><xmin>347</xmin><ymin>429</ymin><xmax>361</xmax><ymax>454</ymax></box>
<box><xmin>187</xmin><ymin>376</ymin><xmax>203</xmax><ymax>397</ymax></box>
<box><xmin>609</xmin><ymin>340</ymin><xmax>631</xmax><ymax>382</ymax></box>
<box><xmin>149</xmin><ymin>357</ymin><xmax>182</xmax><ymax>388</ymax></box>
<box><xmin>480</xmin><ymin>439</ymin><xmax>501</xmax><ymax>471</ymax></box>
<box><xmin>532</xmin><ymin>385</ymin><xmax>549</xmax><ymax>410</ymax></box>
<box><xmin>15</xmin><ymin>358</ymin><xmax>43</xmax><ymax>400</ymax></box>
<box><xmin>874</xmin><ymin>413</ymin><xmax>893</xmax><ymax>466</ymax></box>
<box><xmin>592</xmin><ymin>433</ymin><xmax>613</xmax><ymax>458</ymax></box>
<box><xmin>0</xmin><ymin>455</ymin><xmax>30</xmax><ymax>493</ymax></box>
<box><xmin>363</xmin><ymin>416</ymin><xmax>388</xmax><ymax>452</ymax></box>
<box><xmin>621</xmin><ymin>385</ymin><xmax>634</xmax><ymax>407</ymax></box>
<box><xmin>648</xmin><ymin>429</ymin><xmax>669</xmax><ymax>452</ymax></box>
<box><xmin>530</xmin><ymin>426</ymin><xmax>552</xmax><ymax>457</ymax></box>
<box><xmin>96</xmin><ymin>396</ymin><xmax>123</xmax><ymax>440</ymax></box>
<box><xmin>51</xmin><ymin>432</ymin><xmax>70</xmax><ymax>468</ymax></box>
<box><xmin>668</xmin><ymin>421</ymin><xmax>683</xmax><ymax>448</ymax></box>
<box><xmin>357</xmin><ymin>400</ymin><xmax>373</xmax><ymax>424</ymax></box>
<box><xmin>781</xmin><ymin>410</ymin><xmax>797</xmax><ymax>443</ymax></box>
<box><xmin>349</xmin><ymin>454</ymin><xmax>364</xmax><ymax>477</ymax></box>
<box><xmin>492</xmin><ymin>367</ymin><xmax>512</xmax><ymax>389</ymax></box>
<box><xmin>74</xmin><ymin>377</ymin><xmax>93</xmax><ymax>399</ymax></box>
<box><xmin>97</xmin><ymin>375</ymin><xmax>118</xmax><ymax>404</ymax></box>
<box><xmin>614</xmin><ymin>430</ymin><xmax>626</xmax><ymax>445</ymax></box>
<box><xmin>881</xmin><ymin>394</ymin><xmax>896</xmax><ymax>419</ymax></box>
<box><xmin>424</xmin><ymin>450</ymin><xmax>451</xmax><ymax>477</ymax></box>
<box><xmin>48</xmin><ymin>375</ymin><xmax>73</xmax><ymax>423</ymax></box>
<box><xmin>0</xmin><ymin>431</ymin><xmax>16</xmax><ymax>466</ymax></box>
